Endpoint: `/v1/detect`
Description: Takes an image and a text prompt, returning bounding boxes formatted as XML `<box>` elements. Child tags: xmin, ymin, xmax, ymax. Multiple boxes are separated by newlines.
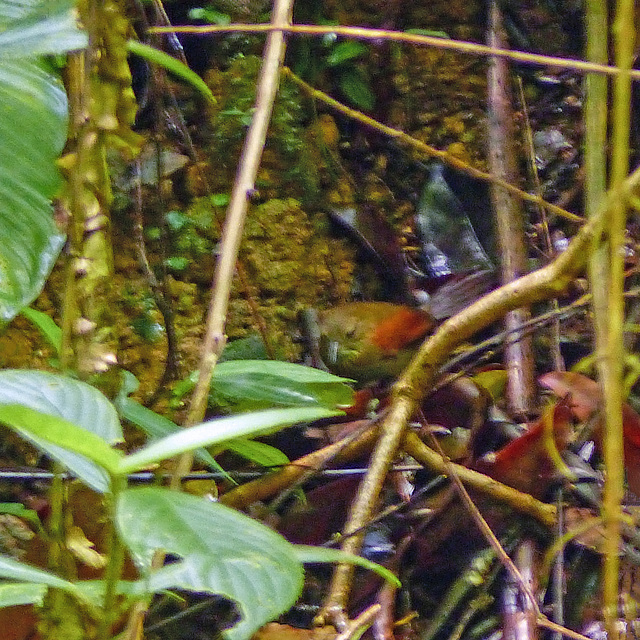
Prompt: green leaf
<box><xmin>20</xmin><ymin>307</ymin><xmax>61</xmax><ymax>357</ymax></box>
<box><xmin>127</xmin><ymin>40</ymin><xmax>216</xmax><ymax>105</ymax></box>
<box><xmin>115</xmin><ymin>394</ymin><xmax>181</xmax><ymax>442</ymax></box>
<box><xmin>216</xmin><ymin>360</ymin><xmax>353</xmax><ymax>385</ymax></box>
<box><xmin>209</xmin><ymin>193</ymin><xmax>229</xmax><ymax>207</ymax></box>
<box><xmin>293</xmin><ymin>546</ymin><xmax>401</xmax><ymax>588</ymax></box>
<box><xmin>226</xmin><ymin>439</ymin><xmax>289</xmax><ymax>468</ymax></box>
<box><xmin>117</xmin><ymin>487</ymin><xmax>304</xmax><ymax>640</ymax></box>
<box><xmin>0</xmin><ymin>1</ymin><xmax>85</xmax><ymax>322</ymax></box>
<box><xmin>114</xmin><ymin>371</ymin><xmax>230</xmax><ymax>480</ymax></box>
<box><xmin>0</xmin><ymin>58</ymin><xmax>66</xmax><ymax>323</ymax></box>
<box><xmin>326</xmin><ymin>40</ymin><xmax>368</xmax><ymax>66</ymax></box>
<box><xmin>0</xmin><ymin>0</ymin><xmax>87</xmax><ymax>57</ymax></box>
<box><xmin>130</xmin><ymin>316</ymin><xmax>164</xmax><ymax>342</ymax></box>
<box><xmin>0</xmin><ymin>503</ymin><xmax>41</xmax><ymax>529</ymax></box>
<box><xmin>0</xmin><ymin>371</ymin><xmax>123</xmax><ymax>491</ymax></box>
<box><xmin>0</xmin><ymin>554</ymin><xmax>79</xmax><ymax>594</ymax></box>
<box><xmin>338</xmin><ymin>67</ymin><xmax>375</xmax><ymax>111</ymax></box>
<box><xmin>0</xmin><ymin>582</ymin><xmax>47</xmax><ymax>607</ymax></box>
<box><xmin>0</xmin><ymin>405</ymin><xmax>123</xmax><ymax>480</ymax></box>
<box><xmin>0</xmin><ymin>371</ymin><xmax>122</xmax><ymax>441</ymax></box>
<box><xmin>119</xmin><ymin>406</ymin><xmax>340</xmax><ymax>474</ymax></box>
<box><xmin>188</xmin><ymin>7</ymin><xmax>231</xmax><ymax>25</ymax></box>
<box><xmin>220</xmin><ymin>335</ymin><xmax>269</xmax><ymax>362</ymax></box>
<box><xmin>164</xmin><ymin>209</ymin><xmax>189</xmax><ymax>231</ymax></box>
<box><xmin>405</xmin><ymin>28</ymin><xmax>449</xmax><ymax>38</ymax></box>
<box><xmin>210</xmin><ymin>360</ymin><xmax>354</xmax><ymax>412</ymax></box>
<box><xmin>164</xmin><ymin>255</ymin><xmax>190</xmax><ymax>271</ymax></box>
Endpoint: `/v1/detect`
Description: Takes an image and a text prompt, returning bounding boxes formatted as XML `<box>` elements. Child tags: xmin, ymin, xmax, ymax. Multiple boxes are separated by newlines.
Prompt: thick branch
<box><xmin>320</xmin><ymin>162</ymin><xmax>640</xmax><ymax>622</ymax></box>
<box><xmin>487</xmin><ymin>0</ymin><xmax>535</xmax><ymax>416</ymax></box>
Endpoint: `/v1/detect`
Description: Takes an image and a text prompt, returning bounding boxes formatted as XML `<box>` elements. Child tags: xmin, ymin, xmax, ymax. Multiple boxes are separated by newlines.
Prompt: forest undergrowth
<box><xmin>0</xmin><ymin>1</ymin><xmax>639</xmax><ymax>640</ymax></box>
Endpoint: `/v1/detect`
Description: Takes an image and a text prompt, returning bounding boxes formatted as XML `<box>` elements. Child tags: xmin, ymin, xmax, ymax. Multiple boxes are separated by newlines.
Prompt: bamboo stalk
<box><xmin>600</xmin><ymin>0</ymin><xmax>635</xmax><ymax>633</ymax></box>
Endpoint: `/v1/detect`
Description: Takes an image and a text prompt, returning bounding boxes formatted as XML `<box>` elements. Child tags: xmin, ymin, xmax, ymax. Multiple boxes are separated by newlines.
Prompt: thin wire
<box><xmin>0</xmin><ymin>465</ymin><xmax>426</xmax><ymax>484</ymax></box>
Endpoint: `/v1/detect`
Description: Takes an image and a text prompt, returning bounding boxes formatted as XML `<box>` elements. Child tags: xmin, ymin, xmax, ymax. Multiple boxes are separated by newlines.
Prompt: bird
<box><xmin>315</xmin><ymin>302</ymin><xmax>435</xmax><ymax>383</ymax></box>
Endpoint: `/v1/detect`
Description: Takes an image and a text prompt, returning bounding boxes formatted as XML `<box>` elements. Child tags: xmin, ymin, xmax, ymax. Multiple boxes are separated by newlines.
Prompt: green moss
<box><xmin>177</xmin><ymin>197</ymin><xmax>354</xmax><ymax>359</ymax></box>
<box><xmin>206</xmin><ymin>56</ymin><xmax>322</xmax><ymax>203</ymax></box>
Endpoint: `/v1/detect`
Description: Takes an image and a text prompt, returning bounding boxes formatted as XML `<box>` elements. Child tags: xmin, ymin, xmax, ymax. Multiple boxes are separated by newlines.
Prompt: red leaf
<box><xmin>540</xmin><ymin>370</ymin><xmax>640</xmax><ymax>494</ymax></box>
<box><xmin>474</xmin><ymin>402</ymin><xmax>573</xmax><ymax>498</ymax></box>
<box><xmin>538</xmin><ymin>371</ymin><xmax>600</xmax><ymax>420</ymax></box>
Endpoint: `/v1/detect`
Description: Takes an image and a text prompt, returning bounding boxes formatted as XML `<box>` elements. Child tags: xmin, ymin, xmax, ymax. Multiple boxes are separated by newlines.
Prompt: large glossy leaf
<box><xmin>117</xmin><ymin>487</ymin><xmax>304</xmax><ymax>640</ymax></box>
<box><xmin>0</xmin><ymin>554</ymin><xmax>79</xmax><ymax>594</ymax></box>
<box><xmin>0</xmin><ymin>371</ymin><xmax>123</xmax><ymax>491</ymax></box>
<box><xmin>209</xmin><ymin>360</ymin><xmax>354</xmax><ymax>412</ymax></box>
<box><xmin>114</xmin><ymin>371</ymin><xmax>225</xmax><ymax>475</ymax></box>
<box><xmin>0</xmin><ymin>582</ymin><xmax>47</xmax><ymax>607</ymax></box>
<box><xmin>0</xmin><ymin>58</ymin><xmax>66</xmax><ymax>322</ymax></box>
<box><xmin>0</xmin><ymin>404</ymin><xmax>123</xmax><ymax>479</ymax></box>
<box><xmin>119</xmin><ymin>406</ymin><xmax>340</xmax><ymax>474</ymax></box>
<box><xmin>0</xmin><ymin>370</ymin><xmax>121</xmax><ymax>439</ymax></box>
<box><xmin>0</xmin><ymin>0</ymin><xmax>86</xmax><ymax>57</ymax></box>
<box><xmin>0</xmin><ymin>0</ymin><xmax>85</xmax><ymax>322</ymax></box>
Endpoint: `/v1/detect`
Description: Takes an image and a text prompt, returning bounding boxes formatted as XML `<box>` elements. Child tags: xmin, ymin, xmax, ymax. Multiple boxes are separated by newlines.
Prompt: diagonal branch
<box><xmin>170</xmin><ymin>0</ymin><xmax>294</xmax><ymax>486</ymax></box>
<box><xmin>317</xmin><ymin>163</ymin><xmax>640</xmax><ymax>627</ymax></box>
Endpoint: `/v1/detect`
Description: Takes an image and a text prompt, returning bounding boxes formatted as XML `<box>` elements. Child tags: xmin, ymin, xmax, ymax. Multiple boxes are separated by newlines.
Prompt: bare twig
<box><xmin>132</xmin><ymin>158</ymin><xmax>180</xmax><ymax>400</ymax></box>
<box><xmin>171</xmin><ymin>0</ymin><xmax>294</xmax><ymax>486</ymax></box>
<box><xmin>335</xmin><ymin>605</ymin><xmax>381</xmax><ymax>640</ymax></box>
<box><xmin>402</xmin><ymin>432</ymin><xmax>556</xmax><ymax>527</ymax></box>
<box><xmin>440</xmin><ymin>294</ymin><xmax>589</xmax><ymax>375</ymax></box>
<box><xmin>502</xmin><ymin>540</ymin><xmax>538</xmax><ymax>640</ymax></box>
<box><xmin>220</xmin><ymin>423</ymin><xmax>560</xmax><ymax>527</ymax></box>
<box><xmin>150</xmin><ymin>23</ymin><xmax>640</xmax><ymax>81</ymax></box>
<box><xmin>550</xmin><ymin>491</ymin><xmax>566</xmax><ymax>640</ymax></box>
<box><xmin>487</xmin><ymin>1</ymin><xmax>535</xmax><ymax>417</ymax></box>
<box><xmin>284</xmin><ymin>68</ymin><xmax>581</xmax><ymax>224</ymax></box>
<box><xmin>138</xmin><ymin>2</ymin><xmax>276</xmax><ymax>360</ymax></box>
<box><xmin>583</xmin><ymin>0</ymin><xmax>613</xmax><ymax>631</ymax></box>
<box><xmin>517</xmin><ymin>78</ymin><xmax>564</xmax><ymax>373</ymax></box>
<box><xmin>536</xmin><ymin>618</ymin><xmax>593</xmax><ymax>640</ymax></box>
<box><xmin>221</xmin><ymin>422</ymin><xmax>379</xmax><ymax>510</ymax></box>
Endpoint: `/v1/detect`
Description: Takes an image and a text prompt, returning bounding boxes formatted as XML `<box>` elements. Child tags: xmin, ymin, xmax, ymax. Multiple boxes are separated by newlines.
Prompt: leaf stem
<box><xmin>97</xmin><ymin>475</ymin><xmax>127</xmax><ymax>640</ymax></box>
